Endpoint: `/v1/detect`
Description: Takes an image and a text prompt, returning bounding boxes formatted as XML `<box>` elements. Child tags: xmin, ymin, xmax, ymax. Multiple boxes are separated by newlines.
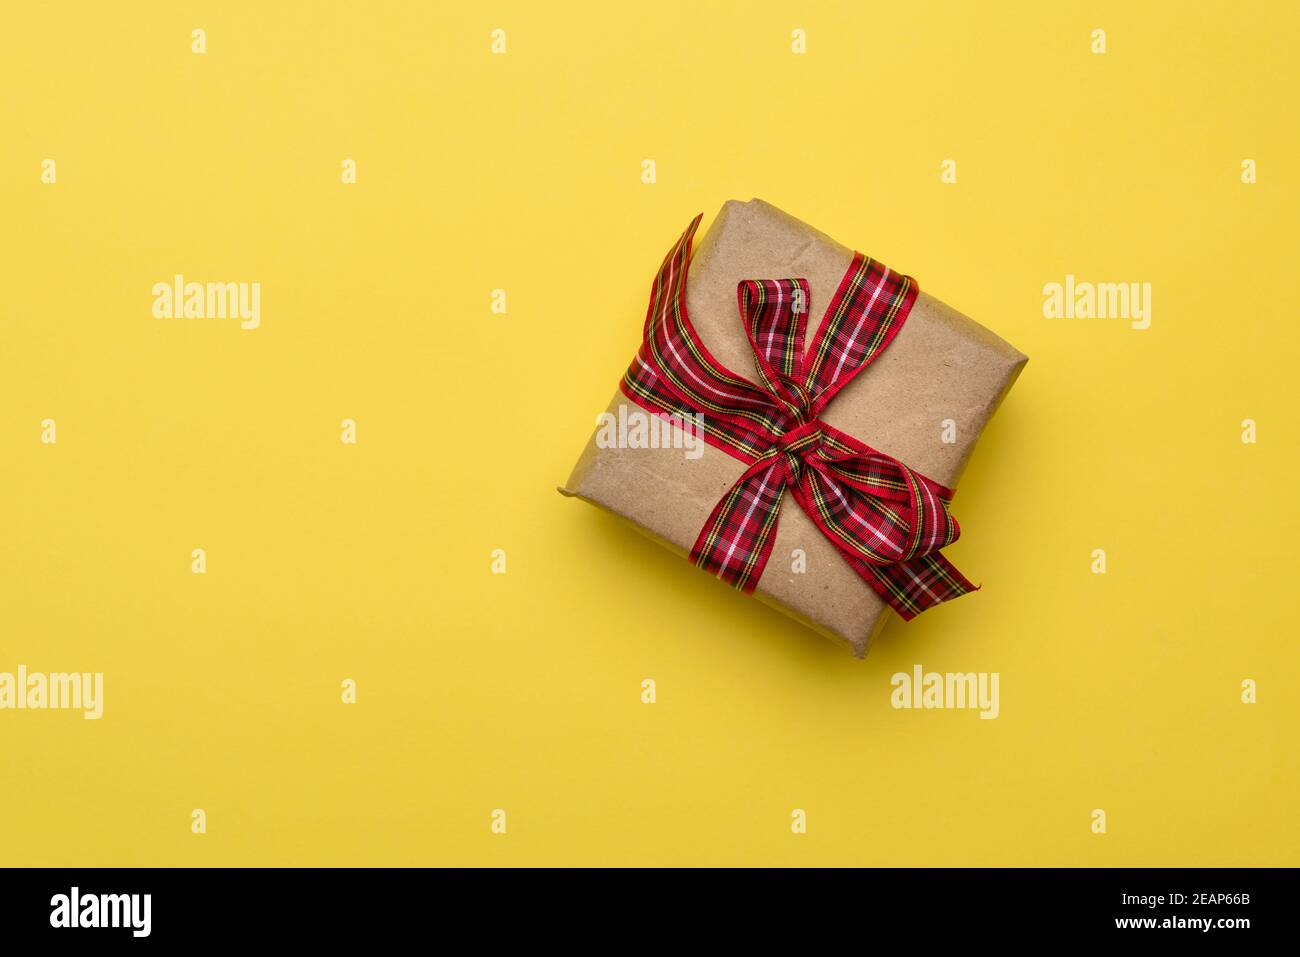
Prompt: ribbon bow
<box><xmin>621</xmin><ymin>215</ymin><xmax>975</xmax><ymax>619</ymax></box>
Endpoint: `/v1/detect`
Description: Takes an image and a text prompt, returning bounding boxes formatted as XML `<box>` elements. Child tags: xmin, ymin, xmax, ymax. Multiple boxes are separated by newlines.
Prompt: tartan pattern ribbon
<box><xmin>620</xmin><ymin>215</ymin><xmax>976</xmax><ymax>620</ymax></box>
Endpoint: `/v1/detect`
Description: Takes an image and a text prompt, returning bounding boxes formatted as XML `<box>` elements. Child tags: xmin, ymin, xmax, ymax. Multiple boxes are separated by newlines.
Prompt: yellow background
<box><xmin>2</xmin><ymin>1</ymin><xmax>1296</xmax><ymax>866</ymax></box>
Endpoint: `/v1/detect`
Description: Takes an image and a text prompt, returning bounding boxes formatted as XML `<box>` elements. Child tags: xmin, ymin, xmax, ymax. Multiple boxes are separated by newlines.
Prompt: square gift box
<box><xmin>561</xmin><ymin>199</ymin><xmax>1026</xmax><ymax>657</ymax></box>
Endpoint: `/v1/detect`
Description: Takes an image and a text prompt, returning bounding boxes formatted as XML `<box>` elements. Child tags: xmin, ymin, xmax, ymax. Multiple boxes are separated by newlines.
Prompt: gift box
<box><xmin>560</xmin><ymin>199</ymin><xmax>1026</xmax><ymax>657</ymax></box>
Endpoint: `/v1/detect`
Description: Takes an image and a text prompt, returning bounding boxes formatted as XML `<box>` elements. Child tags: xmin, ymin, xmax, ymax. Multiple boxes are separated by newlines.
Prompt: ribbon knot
<box><xmin>771</xmin><ymin>420</ymin><xmax>822</xmax><ymax>482</ymax></box>
<box><xmin>620</xmin><ymin>216</ymin><xmax>977</xmax><ymax>621</ymax></box>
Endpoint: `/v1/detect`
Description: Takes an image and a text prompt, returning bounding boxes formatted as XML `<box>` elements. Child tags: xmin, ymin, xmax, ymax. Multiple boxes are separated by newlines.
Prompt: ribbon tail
<box><xmin>690</xmin><ymin>457</ymin><xmax>788</xmax><ymax>594</ymax></box>
<box><xmin>846</xmin><ymin>551</ymin><xmax>978</xmax><ymax>621</ymax></box>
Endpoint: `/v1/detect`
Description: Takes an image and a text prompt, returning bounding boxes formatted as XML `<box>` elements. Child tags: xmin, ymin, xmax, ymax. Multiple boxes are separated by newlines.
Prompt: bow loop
<box><xmin>802</xmin><ymin>255</ymin><xmax>916</xmax><ymax>415</ymax></box>
<box><xmin>797</xmin><ymin>425</ymin><xmax>961</xmax><ymax>567</ymax></box>
<box><xmin>738</xmin><ymin>278</ymin><xmax>813</xmax><ymax>422</ymax></box>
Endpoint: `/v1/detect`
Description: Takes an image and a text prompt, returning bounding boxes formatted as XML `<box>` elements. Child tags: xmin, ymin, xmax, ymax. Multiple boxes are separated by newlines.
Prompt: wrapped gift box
<box><xmin>561</xmin><ymin>199</ymin><xmax>1026</xmax><ymax>656</ymax></box>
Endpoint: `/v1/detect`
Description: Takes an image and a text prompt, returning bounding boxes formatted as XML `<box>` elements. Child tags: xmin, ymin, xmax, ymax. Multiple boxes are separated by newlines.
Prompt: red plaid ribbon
<box><xmin>620</xmin><ymin>215</ymin><xmax>976</xmax><ymax>620</ymax></box>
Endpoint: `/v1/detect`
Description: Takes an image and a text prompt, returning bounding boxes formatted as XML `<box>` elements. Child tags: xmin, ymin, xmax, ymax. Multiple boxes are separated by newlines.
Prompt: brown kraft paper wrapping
<box><xmin>560</xmin><ymin>198</ymin><xmax>1027</xmax><ymax>657</ymax></box>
